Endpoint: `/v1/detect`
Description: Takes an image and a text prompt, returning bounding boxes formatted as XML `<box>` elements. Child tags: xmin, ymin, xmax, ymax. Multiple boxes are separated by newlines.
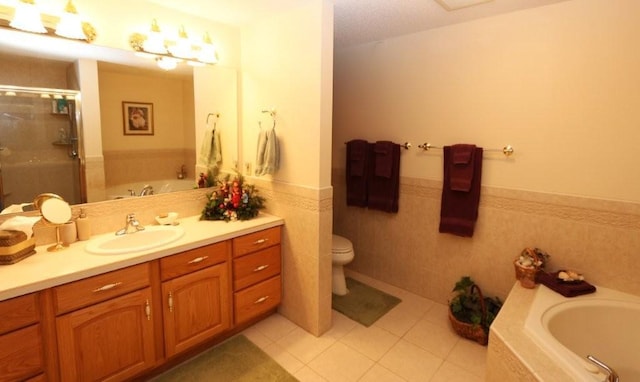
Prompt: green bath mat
<box><xmin>153</xmin><ymin>335</ymin><xmax>298</xmax><ymax>382</ymax></box>
<box><xmin>332</xmin><ymin>277</ymin><xmax>402</xmax><ymax>327</ymax></box>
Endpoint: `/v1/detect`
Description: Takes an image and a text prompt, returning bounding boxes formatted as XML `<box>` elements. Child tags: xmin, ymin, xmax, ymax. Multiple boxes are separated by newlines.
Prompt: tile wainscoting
<box><xmin>332</xmin><ymin>169</ymin><xmax>640</xmax><ymax>303</ymax></box>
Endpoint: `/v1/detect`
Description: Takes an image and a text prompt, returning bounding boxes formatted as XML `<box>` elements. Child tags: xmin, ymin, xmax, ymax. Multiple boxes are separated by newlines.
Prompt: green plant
<box><xmin>449</xmin><ymin>276</ymin><xmax>502</xmax><ymax>334</ymax></box>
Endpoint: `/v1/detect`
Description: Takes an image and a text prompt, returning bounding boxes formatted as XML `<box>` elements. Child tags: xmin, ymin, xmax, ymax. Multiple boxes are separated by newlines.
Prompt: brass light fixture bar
<box><xmin>0</xmin><ymin>2</ymin><xmax>96</xmax><ymax>43</ymax></box>
<box><xmin>129</xmin><ymin>19</ymin><xmax>219</xmax><ymax>70</ymax></box>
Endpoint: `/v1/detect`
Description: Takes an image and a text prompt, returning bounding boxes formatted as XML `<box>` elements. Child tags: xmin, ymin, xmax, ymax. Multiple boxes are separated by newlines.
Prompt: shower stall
<box><xmin>0</xmin><ymin>85</ymin><xmax>83</xmax><ymax>212</ymax></box>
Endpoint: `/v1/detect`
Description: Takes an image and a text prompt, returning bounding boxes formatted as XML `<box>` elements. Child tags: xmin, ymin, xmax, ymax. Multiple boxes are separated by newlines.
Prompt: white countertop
<box><xmin>0</xmin><ymin>213</ymin><xmax>284</xmax><ymax>301</ymax></box>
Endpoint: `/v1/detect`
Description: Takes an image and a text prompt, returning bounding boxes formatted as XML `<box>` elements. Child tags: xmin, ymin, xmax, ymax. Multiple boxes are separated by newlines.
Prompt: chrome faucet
<box><xmin>116</xmin><ymin>213</ymin><xmax>145</xmax><ymax>235</ymax></box>
<box><xmin>587</xmin><ymin>355</ymin><xmax>619</xmax><ymax>382</ymax></box>
<box><xmin>139</xmin><ymin>185</ymin><xmax>154</xmax><ymax>196</ymax></box>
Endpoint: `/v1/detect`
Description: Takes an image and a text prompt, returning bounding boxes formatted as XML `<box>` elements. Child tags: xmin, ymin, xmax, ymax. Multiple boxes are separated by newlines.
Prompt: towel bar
<box><xmin>418</xmin><ymin>143</ymin><xmax>514</xmax><ymax>157</ymax></box>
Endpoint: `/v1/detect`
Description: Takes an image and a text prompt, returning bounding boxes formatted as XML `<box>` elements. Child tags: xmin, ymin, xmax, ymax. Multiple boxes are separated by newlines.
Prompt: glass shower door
<box><xmin>0</xmin><ymin>86</ymin><xmax>82</xmax><ymax>212</ymax></box>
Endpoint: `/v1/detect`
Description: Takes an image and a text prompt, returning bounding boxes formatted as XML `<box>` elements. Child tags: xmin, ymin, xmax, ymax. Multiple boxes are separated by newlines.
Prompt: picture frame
<box><xmin>122</xmin><ymin>101</ymin><xmax>154</xmax><ymax>135</ymax></box>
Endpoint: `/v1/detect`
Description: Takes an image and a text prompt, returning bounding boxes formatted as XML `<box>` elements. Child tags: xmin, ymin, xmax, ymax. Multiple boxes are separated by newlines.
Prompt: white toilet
<box><xmin>332</xmin><ymin>234</ymin><xmax>355</xmax><ymax>296</ymax></box>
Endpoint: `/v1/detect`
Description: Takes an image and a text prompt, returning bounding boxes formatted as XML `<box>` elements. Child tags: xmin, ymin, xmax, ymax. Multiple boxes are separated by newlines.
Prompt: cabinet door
<box><xmin>162</xmin><ymin>263</ymin><xmax>231</xmax><ymax>357</ymax></box>
<box><xmin>0</xmin><ymin>324</ymin><xmax>43</xmax><ymax>382</ymax></box>
<box><xmin>56</xmin><ymin>288</ymin><xmax>156</xmax><ymax>382</ymax></box>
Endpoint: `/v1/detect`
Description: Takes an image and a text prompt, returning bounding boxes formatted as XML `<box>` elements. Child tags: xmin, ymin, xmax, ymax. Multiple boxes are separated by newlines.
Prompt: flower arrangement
<box><xmin>201</xmin><ymin>173</ymin><xmax>265</xmax><ymax>222</ymax></box>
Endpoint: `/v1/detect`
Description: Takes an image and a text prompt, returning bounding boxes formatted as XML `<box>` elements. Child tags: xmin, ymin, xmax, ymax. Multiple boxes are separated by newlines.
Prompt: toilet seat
<box><xmin>332</xmin><ymin>235</ymin><xmax>353</xmax><ymax>254</ymax></box>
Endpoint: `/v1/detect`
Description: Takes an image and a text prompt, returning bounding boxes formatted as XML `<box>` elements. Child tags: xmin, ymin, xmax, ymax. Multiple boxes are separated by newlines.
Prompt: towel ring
<box><xmin>260</xmin><ymin>109</ymin><xmax>276</xmax><ymax>130</ymax></box>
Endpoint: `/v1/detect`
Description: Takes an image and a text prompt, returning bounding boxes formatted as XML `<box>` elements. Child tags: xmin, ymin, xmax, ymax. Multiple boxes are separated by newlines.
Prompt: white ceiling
<box><xmin>146</xmin><ymin>0</ymin><xmax>572</xmax><ymax>48</ymax></box>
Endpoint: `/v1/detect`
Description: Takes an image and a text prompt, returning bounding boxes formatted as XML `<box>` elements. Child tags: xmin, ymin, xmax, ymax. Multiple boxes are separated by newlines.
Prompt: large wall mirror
<box><xmin>0</xmin><ymin>31</ymin><xmax>238</xmax><ymax>211</ymax></box>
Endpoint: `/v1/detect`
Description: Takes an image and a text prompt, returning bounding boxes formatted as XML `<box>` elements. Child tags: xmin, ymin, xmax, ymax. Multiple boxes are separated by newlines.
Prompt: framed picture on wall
<box><xmin>122</xmin><ymin>101</ymin><xmax>154</xmax><ymax>135</ymax></box>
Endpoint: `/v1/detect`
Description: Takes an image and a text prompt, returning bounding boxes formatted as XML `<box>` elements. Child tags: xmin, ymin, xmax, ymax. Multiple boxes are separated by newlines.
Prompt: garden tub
<box><xmin>525</xmin><ymin>284</ymin><xmax>640</xmax><ymax>381</ymax></box>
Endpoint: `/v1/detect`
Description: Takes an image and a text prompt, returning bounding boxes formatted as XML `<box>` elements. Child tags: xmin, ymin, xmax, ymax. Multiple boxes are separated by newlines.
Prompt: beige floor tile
<box><xmin>445</xmin><ymin>338</ymin><xmax>487</xmax><ymax>378</ymax></box>
<box><xmin>324</xmin><ymin>310</ymin><xmax>358</xmax><ymax>340</ymax></box>
<box><xmin>403</xmin><ymin>317</ymin><xmax>460</xmax><ymax>359</ymax></box>
<box><xmin>241</xmin><ymin>325</ymin><xmax>274</xmax><ymax>349</ymax></box>
<box><xmin>294</xmin><ymin>366</ymin><xmax>329</xmax><ymax>382</ymax></box>
<box><xmin>340</xmin><ymin>324</ymin><xmax>400</xmax><ymax>361</ymax></box>
<box><xmin>422</xmin><ymin>302</ymin><xmax>451</xmax><ymax>330</ymax></box>
<box><xmin>251</xmin><ymin>313</ymin><xmax>299</xmax><ymax>341</ymax></box>
<box><xmin>276</xmin><ymin>326</ymin><xmax>337</xmax><ymax>363</ymax></box>
<box><xmin>262</xmin><ymin>341</ymin><xmax>305</xmax><ymax>375</ymax></box>
<box><xmin>379</xmin><ymin>339</ymin><xmax>444</xmax><ymax>382</ymax></box>
<box><xmin>374</xmin><ymin>299</ymin><xmax>429</xmax><ymax>337</ymax></box>
<box><xmin>308</xmin><ymin>341</ymin><xmax>375</xmax><ymax>382</ymax></box>
<box><xmin>359</xmin><ymin>364</ymin><xmax>407</xmax><ymax>382</ymax></box>
<box><xmin>430</xmin><ymin>361</ymin><xmax>484</xmax><ymax>382</ymax></box>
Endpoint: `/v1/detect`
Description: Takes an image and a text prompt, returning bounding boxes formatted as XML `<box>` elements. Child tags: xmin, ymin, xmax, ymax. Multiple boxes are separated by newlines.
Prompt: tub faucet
<box><xmin>116</xmin><ymin>213</ymin><xmax>145</xmax><ymax>235</ymax></box>
<box><xmin>139</xmin><ymin>185</ymin><xmax>154</xmax><ymax>196</ymax></box>
<box><xmin>587</xmin><ymin>355</ymin><xmax>619</xmax><ymax>382</ymax></box>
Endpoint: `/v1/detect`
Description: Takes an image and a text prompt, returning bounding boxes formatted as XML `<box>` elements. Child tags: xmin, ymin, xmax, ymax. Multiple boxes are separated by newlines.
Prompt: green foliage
<box><xmin>449</xmin><ymin>276</ymin><xmax>503</xmax><ymax>334</ymax></box>
<box><xmin>201</xmin><ymin>173</ymin><xmax>265</xmax><ymax>222</ymax></box>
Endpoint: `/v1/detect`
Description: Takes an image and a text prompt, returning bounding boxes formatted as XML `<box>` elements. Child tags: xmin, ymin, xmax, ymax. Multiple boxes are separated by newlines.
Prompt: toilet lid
<box><xmin>332</xmin><ymin>235</ymin><xmax>353</xmax><ymax>253</ymax></box>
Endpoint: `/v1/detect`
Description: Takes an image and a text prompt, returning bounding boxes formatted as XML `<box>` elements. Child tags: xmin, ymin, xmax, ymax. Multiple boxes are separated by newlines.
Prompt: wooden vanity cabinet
<box><xmin>0</xmin><ymin>293</ymin><xmax>44</xmax><ymax>382</ymax></box>
<box><xmin>232</xmin><ymin>226</ymin><xmax>282</xmax><ymax>325</ymax></box>
<box><xmin>53</xmin><ymin>263</ymin><xmax>156</xmax><ymax>382</ymax></box>
<box><xmin>159</xmin><ymin>242</ymin><xmax>232</xmax><ymax>358</ymax></box>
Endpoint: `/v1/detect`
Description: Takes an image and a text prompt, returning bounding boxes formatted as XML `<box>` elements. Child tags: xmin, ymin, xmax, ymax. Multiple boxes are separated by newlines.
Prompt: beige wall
<box><xmin>332</xmin><ymin>0</ymin><xmax>640</xmax><ymax>302</ymax></box>
<box><xmin>241</xmin><ymin>0</ymin><xmax>334</xmax><ymax>336</ymax></box>
<box><xmin>333</xmin><ymin>0</ymin><xmax>640</xmax><ymax>203</ymax></box>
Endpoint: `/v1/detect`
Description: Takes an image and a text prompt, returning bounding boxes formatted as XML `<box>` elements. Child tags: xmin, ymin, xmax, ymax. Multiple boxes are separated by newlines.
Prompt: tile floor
<box><xmin>241</xmin><ymin>271</ymin><xmax>487</xmax><ymax>382</ymax></box>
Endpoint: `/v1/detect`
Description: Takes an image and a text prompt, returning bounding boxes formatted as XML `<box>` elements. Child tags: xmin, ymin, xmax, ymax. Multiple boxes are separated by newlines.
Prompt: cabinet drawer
<box><xmin>53</xmin><ymin>263</ymin><xmax>150</xmax><ymax>315</ymax></box>
<box><xmin>234</xmin><ymin>275</ymin><xmax>281</xmax><ymax>325</ymax></box>
<box><xmin>160</xmin><ymin>241</ymin><xmax>230</xmax><ymax>281</ymax></box>
<box><xmin>232</xmin><ymin>226</ymin><xmax>281</xmax><ymax>258</ymax></box>
<box><xmin>0</xmin><ymin>293</ymin><xmax>39</xmax><ymax>335</ymax></box>
<box><xmin>0</xmin><ymin>324</ymin><xmax>43</xmax><ymax>382</ymax></box>
<box><xmin>233</xmin><ymin>245</ymin><xmax>281</xmax><ymax>291</ymax></box>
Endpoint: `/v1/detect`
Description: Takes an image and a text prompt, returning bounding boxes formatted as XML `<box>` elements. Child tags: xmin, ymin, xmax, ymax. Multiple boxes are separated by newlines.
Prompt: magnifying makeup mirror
<box><xmin>33</xmin><ymin>193</ymin><xmax>72</xmax><ymax>252</ymax></box>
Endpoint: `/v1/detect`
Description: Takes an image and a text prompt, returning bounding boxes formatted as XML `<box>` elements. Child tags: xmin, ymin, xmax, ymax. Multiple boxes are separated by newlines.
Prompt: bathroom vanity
<box><xmin>0</xmin><ymin>214</ymin><xmax>283</xmax><ymax>382</ymax></box>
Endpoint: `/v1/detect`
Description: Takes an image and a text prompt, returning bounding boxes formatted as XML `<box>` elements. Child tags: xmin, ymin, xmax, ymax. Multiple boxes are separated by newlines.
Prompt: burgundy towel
<box><xmin>450</xmin><ymin>144</ymin><xmax>476</xmax><ymax>192</ymax></box>
<box><xmin>346</xmin><ymin>140</ymin><xmax>370</xmax><ymax>207</ymax></box>
<box><xmin>536</xmin><ymin>272</ymin><xmax>597</xmax><ymax>297</ymax></box>
<box><xmin>374</xmin><ymin>141</ymin><xmax>395</xmax><ymax>178</ymax></box>
<box><xmin>439</xmin><ymin>146</ymin><xmax>483</xmax><ymax>237</ymax></box>
<box><xmin>368</xmin><ymin>142</ymin><xmax>400</xmax><ymax>213</ymax></box>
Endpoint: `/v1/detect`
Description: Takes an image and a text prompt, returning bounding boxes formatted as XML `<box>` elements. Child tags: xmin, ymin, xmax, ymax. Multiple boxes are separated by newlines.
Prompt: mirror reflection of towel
<box><xmin>198</xmin><ymin>129</ymin><xmax>222</xmax><ymax>171</ymax></box>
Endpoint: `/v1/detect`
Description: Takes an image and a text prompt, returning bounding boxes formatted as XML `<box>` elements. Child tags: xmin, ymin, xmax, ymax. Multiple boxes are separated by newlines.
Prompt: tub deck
<box><xmin>487</xmin><ymin>283</ymin><xmax>575</xmax><ymax>382</ymax></box>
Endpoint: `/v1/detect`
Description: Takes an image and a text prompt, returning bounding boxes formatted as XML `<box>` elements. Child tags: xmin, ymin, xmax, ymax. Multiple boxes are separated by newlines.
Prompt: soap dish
<box><xmin>155</xmin><ymin>212</ymin><xmax>179</xmax><ymax>225</ymax></box>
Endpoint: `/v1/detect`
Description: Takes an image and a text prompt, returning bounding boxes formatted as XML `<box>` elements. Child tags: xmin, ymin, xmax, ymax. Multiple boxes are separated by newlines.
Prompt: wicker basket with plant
<box><xmin>448</xmin><ymin>276</ymin><xmax>503</xmax><ymax>346</ymax></box>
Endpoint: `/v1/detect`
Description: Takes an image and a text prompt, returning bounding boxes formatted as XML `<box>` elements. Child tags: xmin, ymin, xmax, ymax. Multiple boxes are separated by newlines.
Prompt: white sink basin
<box><xmin>85</xmin><ymin>225</ymin><xmax>185</xmax><ymax>255</ymax></box>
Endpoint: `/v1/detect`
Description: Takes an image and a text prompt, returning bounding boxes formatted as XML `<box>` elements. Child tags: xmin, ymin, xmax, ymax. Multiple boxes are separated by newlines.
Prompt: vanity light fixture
<box><xmin>55</xmin><ymin>0</ymin><xmax>85</xmax><ymax>40</ymax></box>
<box><xmin>197</xmin><ymin>32</ymin><xmax>218</xmax><ymax>64</ymax></box>
<box><xmin>156</xmin><ymin>56</ymin><xmax>179</xmax><ymax>71</ymax></box>
<box><xmin>142</xmin><ymin>19</ymin><xmax>167</xmax><ymax>54</ymax></box>
<box><xmin>9</xmin><ymin>0</ymin><xmax>46</xmax><ymax>34</ymax></box>
<box><xmin>167</xmin><ymin>25</ymin><xmax>194</xmax><ymax>59</ymax></box>
<box><xmin>129</xmin><ymin>20</ymin><xmax>219</xmax><ymax>70</ymax></box>
<box><xmin>0</xmin><ymin>0</ymin><xmax>96</xmax><ymax>42</ymax></box>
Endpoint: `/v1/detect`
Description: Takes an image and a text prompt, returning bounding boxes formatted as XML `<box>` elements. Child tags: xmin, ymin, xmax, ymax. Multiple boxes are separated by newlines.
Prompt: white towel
<box><xmin>198</xmin><ymin>129</ymin><xmax>222</xmax><ymax>171</ymax></box>
<box><xmin>0</xmin><ymin>216</ymin><xmax>41</xmax><ymax>237</ymax></box>
<box><xmin>255</xmin><ymin>128</ymin><xmax>279</xmax><ymax>176</ymax></box>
